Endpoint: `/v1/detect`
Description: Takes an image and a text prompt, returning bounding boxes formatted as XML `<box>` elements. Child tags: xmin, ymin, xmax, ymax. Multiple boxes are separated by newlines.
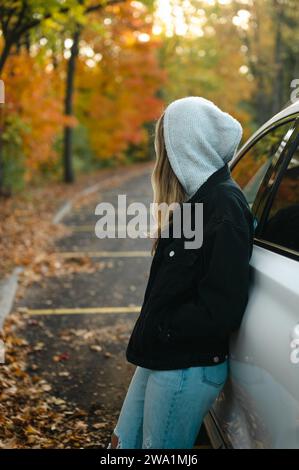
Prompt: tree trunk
<box><xmin>63</xmin><ymin>27</ymin><xmax>81</xmax><ymax>183</ymax></box>
<box><xmin>0</xmin><ymin>39</ymin><xmax>12</xmax><ymax>74</ymax></box>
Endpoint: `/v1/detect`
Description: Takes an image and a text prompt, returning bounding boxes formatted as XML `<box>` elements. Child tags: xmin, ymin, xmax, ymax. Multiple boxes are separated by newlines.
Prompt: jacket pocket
<box><xmin>162</xmin><ymin>240</ymin><xmax>202</xmax><ymax>266</ymax></box>
<box><xmin>156</xmin><ymin>317</ymin><xmax>173</xmax><ymax>343</ymax></box>
<box><xmin>202</xmin><ymin>360</ymin><xmax>228</xmax><ymax>388</ymax></box>
<box><xmin>137</xmin><ymin>304</ymin><xmax>167</xmax><ymax>348</ymax></box>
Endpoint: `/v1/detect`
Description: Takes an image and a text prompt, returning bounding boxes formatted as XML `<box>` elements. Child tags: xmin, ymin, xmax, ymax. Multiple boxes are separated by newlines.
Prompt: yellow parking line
<box><xmin>68</xmin><ymin>225</ymin><xmax>97</xmax><ymax>232</ymax></box>
<box><xmin>59</xmin><ymin>251</ymin><xmax>151</xmax><ymax>258</ymax></box>
<box><xmin>22</xmin><ymin>306</ymin><xmax>141</xmax><ymax>316</ymax></box>
<box><xmin>69</xmin><ymin>225</ymin><xmax>149</xmax><ymax>233</ymax></box>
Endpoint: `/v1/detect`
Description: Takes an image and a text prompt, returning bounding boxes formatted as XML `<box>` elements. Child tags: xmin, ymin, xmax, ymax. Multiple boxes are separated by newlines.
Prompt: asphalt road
<box><xmin>16</xmin><ymin>165</ymin><xmax>154</xmax><ymax>448</ymax></box>
<box><xmin>15</xmin><ymin>163</ymin><xmax>210</xmax><ymax>449</ymax></box>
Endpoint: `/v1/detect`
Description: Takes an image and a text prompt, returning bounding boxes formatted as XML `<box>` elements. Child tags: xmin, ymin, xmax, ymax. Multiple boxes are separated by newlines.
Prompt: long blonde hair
<box><xmin>151</xmin><ymin>112</ymin><xmax>186</xmax><ymax>255</ymax></box>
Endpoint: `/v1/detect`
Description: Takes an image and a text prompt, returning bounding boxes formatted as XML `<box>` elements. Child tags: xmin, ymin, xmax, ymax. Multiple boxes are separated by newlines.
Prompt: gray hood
<box><xmin>163</xmin><ymin>96</ymin><xmax>243</xmax><ymax>198</ymax></box>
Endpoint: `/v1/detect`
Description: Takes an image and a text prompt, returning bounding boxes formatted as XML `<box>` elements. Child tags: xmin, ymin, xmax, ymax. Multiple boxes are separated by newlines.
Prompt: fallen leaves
<box><xmin>89</xmin><ymin>345</ymin><xmax>103</xmax><ymax>353</ymax></box>
<box><xmin>0</xmin><ymin>312</ymin><xmax>113</xmax><ymax>449</ymax></box>
<box><xmin>0</xmin><ymin>312</ymin><xmax>134</xmax><ymax>448</ymax></box>
<box><xmin>0</xmin><ymin>163</ymin><xmax>152</xmax><ymax>449</ymax></box>
<box><xmin>92</xmin><ymin>422</ymin><xmax>106</xmax><ymax>430</ymax></box>
<box><xmin>52</xmin><ymin>352</ymin><xmax>70</xmax><ymax>363</ymax></box>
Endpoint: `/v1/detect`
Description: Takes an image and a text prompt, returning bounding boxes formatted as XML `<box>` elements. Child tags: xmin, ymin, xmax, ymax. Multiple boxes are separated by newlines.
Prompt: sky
<box><xmin>153</xmin><ymin>0</ymin><xmax>250</xmax><ymax>37</ymax></box>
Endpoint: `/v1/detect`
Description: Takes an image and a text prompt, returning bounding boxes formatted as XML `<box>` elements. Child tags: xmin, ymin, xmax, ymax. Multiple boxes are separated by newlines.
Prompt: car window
<box><xmin>258</xmin><ymin>150</ymin><xmax>299</xmax><ymax>254</ymax></box>
<box><xmin>231</xmin><ymin>121</ymin><xmax>295</xmax><ymax>209</ymax></box>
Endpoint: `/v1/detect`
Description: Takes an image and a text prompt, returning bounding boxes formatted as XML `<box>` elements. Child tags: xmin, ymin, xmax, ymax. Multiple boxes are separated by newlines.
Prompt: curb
<box><xmin>52</xmin><ymin>181</ymin><xmax>104</xmax><ymax>225</ymax></box>
<box><xmin>53</xmin><ymin>201</ymin><xmax>73</xmax><ymax>225</ymax></box>
<box><xmin>0</xmin><ymin>267</ymin><xmax>23</xmax><ymax>329</ymax></box>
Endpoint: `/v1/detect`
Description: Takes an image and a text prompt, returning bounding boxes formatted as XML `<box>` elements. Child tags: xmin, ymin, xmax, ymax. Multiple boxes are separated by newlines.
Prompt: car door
<box><xmin>206</xmin><ymin>117</ymin><xmax>299</xmax><ymax>449</ymax></box>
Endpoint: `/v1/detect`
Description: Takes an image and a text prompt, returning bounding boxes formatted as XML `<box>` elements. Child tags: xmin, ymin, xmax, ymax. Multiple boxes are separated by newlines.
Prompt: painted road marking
<box><xmin>68</xmin><ymin>225</ymin><xmax>100</xmax><ymax>232</ymax></box>
<box><xmin>22</xmin><ymin>306</ymin><xmax>141</xmax><ymax>316</ymax></box>
<box><xmin>68</xmin><ymin>225</ymin><xmax>150</xmax><ymax>234</ymax></box>
<box><xmin>58</xmin><ymin>251</ymin><xmax>151</xmax><ymax>258</ymax></box>
<box><xmin>66</xmin><ymin>225</ymin><xmax>151</xmax><ymax>235</ymax></box>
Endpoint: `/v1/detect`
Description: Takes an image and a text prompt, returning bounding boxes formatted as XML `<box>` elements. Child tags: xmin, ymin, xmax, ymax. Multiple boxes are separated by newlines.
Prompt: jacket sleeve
<box><xmin>170</xmin><ymin>218</ymin><xmax>253</xmax><ymax>339</ymax></box>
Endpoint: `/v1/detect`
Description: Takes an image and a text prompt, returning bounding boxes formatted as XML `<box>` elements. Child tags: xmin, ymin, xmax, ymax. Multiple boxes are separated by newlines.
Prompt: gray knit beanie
<box><xmin>163</xmin><ymin>96</ymin><xmax>243</xmax><ymax>198</ymax></box>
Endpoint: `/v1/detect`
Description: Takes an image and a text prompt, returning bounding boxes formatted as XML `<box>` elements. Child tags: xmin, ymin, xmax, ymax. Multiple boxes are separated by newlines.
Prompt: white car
<box><xmin>204</xmin><ymin>100</ymin><xmax>299</xmax><ymax>449</ymax></box>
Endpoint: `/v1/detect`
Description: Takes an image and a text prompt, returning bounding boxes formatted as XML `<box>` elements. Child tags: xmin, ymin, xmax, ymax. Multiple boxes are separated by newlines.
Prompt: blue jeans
<box><xmin>108</xmin><ymin>360</ymin><xmax>229</xmax><ymax>449</ymax></box>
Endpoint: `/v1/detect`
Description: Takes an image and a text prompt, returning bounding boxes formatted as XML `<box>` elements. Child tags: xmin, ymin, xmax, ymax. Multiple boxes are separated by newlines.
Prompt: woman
<box><xmin>108</xmin><ymin>96</ymin><xmax>255</xmax><ymax>449</ymax></box>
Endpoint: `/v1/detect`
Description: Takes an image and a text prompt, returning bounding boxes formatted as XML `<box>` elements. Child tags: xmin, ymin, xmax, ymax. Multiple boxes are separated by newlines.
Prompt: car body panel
<box><xmin>211</xmin><ymin>246</ymin><xmax>299</xmax><ymax>449</ymax></box>
<box><xmin>205</xmin><ymin>101</ymin><xmax>299</xmax><ymax>449</ymax></box>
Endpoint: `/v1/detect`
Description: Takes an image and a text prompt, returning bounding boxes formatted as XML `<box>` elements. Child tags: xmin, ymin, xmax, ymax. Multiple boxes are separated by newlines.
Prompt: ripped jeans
<box><xmin>107</xmin><ymin>360</ymin><xmax>228</xmax><ymax>449</ymax></box>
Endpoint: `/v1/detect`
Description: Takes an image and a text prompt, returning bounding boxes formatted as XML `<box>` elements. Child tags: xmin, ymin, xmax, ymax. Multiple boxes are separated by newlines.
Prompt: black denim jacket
<box><xmin>125</xmin><ymin>163</ymin><xmax>255</xmax><ymax>370</ymax></box>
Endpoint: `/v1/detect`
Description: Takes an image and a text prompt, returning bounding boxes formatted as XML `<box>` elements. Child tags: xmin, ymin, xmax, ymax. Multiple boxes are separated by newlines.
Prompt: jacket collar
<box><xmin>185</xmin><ymin>163</ymin><xmax>231</xmax><ymax>203</ymax></box>
<box><xmin>157</xmin><ymin>162</ymin><xmax>232</xmax><ymax>242</ymax></box>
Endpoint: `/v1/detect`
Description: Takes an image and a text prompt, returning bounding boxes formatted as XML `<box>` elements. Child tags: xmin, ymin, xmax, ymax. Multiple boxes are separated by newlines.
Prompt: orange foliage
<box><xmin>75</xmin><ymin>1</ymin><xmax>167</xmax><ymax>161</ymax></box>
<box><xmin>2</xmin><ymin>53</ymin><xmax>76</xmax><ymax>180</ymax></box>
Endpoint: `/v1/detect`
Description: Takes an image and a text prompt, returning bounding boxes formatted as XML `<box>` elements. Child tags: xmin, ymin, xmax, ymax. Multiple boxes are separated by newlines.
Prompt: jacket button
<box><xmin>169</xmin><ymin>250</ymin><xmax>175</xmax><ymax>257</ymax></box>
<box><xmin>213</xmin><ymin>356</ymin><xmax>219</xmax><ymax>363</ymax></box>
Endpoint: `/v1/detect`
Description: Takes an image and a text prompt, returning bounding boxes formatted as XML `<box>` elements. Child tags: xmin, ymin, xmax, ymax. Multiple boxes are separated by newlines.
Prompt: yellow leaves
<box><xmin>43</xmin><ymin>18</ymin><xmax>63</xmax><ymax>32</ymax></box>
<box><xmin>25</xmin><ymin>425</ymin><xmax>40</xmax><ymax>436</ymax></box>
<box><xmin>33</xmin><ymin>342</ymin><xmax>45</xmax><ymax>352</ymax></box>
<box><xmin>41</xmin><ymin>384</ymin><xmax>52</xmax><ymax>392</ymax></box>
<box><xmin>92</xmin><ymin>422</ymin><xmax>106</xmax><ymax>430</ymax></box>
<box><xmin>122</xmin><ymin>31</ymin><xmax>138</xmax><ymax>47</ymax></box>
<box><xmin>89</xmin><ymin>344</ymin><xmax>103</xmax><ymax>352</ymax></box>
<box><xmin>0</xmin><ymin>437</ymin><xmax>19</xmax><ymax>449</ymax></box>
<box><xmin>75</xmin><ymin>2</ymin><xmax>165</xmax><ymax>163</ymax></box>
<box><xmin>50</xmin><ymin>397</ymin><xmax>65</xmax><ymax>406</ymax></box>
<box><xmin>74</xmin><ymin>421</ymin><xmax>88</xmax><ymax>431</ymax></box>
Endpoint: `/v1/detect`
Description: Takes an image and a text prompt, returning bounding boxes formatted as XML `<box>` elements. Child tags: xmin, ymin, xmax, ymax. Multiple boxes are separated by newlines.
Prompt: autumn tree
<box><xmin>0</xmin><ymin>0</ymin><xmax>164</xmax><ymax>191</ymax></box>
<box><xmin>154</xmin><ymin>0</ymin><xmax>255</xmax><ymax>142</ymax></box>
<box><xmin>0</xmin><ymin>0</ymin><xmax>86</xmax><ymax>73</ymax></box>
<box><xmin>0</xmin><ymin>0</ymin><xmax>85</xmax><ymax>192</ymax></box>
<box><xmin>61</xmin><ymin>0</ymin><xmax>127</xmax><ymax>183</ymax></box>
<box><xmin>231</xmin><ymin>0</ymin><xmax>299</xmax><ymax>125</ymax></box>
<box><xmin>75</xmin><ymin>1</ymin><xmax>166</xmax><ymax>164</ymax></box>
